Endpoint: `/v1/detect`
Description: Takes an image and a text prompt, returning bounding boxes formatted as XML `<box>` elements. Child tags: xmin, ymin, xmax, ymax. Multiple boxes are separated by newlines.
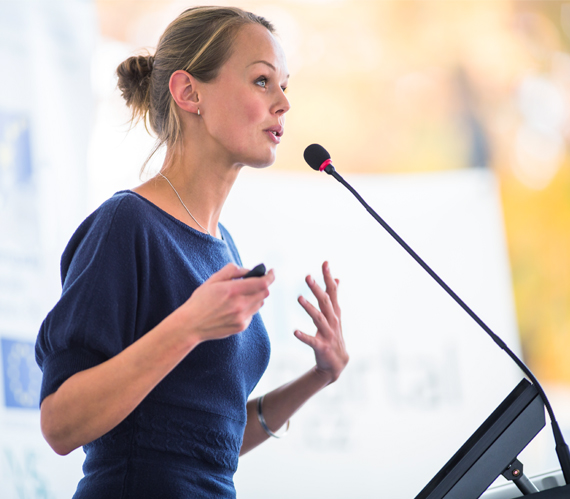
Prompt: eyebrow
<box><xmin>248</xmin><ymin>60</ymin><xmax>290</xmax><ymax>78</ymax></box>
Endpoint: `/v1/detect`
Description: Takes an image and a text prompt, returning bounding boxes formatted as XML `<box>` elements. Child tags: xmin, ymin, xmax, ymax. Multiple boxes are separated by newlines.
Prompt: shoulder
<box><xmin>73</xmin><ymin>190</ymin><xmax>146</xmax><ymax>232</ymax></box>
<box><xmin>66</xmin><ymin>191</ymin><xmax>147</xmax><ymax>247</ymax></box>
<box><xmin>60</xmin><ymin>191</ymin><xmax>152</xmax><ymax>281</ymax></box>
<box><xmin>93</xmin><ymin>190</ymin><xmax>152</xmax><ymax>227</ymax></box>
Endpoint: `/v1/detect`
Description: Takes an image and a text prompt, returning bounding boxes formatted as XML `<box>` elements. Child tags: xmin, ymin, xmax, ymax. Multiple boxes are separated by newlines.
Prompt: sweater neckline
<box><xmin>117</xmin><ymin>190</ymin><xmax>226</xmax><ymax>243</ymax></box>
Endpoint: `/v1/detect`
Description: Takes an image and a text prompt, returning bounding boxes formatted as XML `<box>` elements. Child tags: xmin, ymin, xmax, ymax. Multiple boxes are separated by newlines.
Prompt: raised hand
<box><xmin>294</xmin><ymin>261</ymin><xmax>349</xmax><ymax>384</ymax></box>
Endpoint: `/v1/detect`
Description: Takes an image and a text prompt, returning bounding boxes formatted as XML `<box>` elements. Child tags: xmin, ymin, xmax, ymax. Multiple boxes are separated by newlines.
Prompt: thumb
<box><xmin>207</xmin><ymin>263</ymin><xmax>247</xmax><ymax>283</ymax></box>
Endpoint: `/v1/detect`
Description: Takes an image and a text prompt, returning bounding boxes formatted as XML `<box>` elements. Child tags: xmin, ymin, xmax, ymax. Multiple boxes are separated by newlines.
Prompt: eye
<box><xmin>255</xmin><ymin>77</ymin><xmax>268</xmax><ymax>88</ymax></box>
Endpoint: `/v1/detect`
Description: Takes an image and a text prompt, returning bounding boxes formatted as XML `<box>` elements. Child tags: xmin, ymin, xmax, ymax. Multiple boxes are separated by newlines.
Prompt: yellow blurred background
<box><xmin>96</xmin><ymin>0</ymin><xmax>570</xmax><ymax>384</ymax></box>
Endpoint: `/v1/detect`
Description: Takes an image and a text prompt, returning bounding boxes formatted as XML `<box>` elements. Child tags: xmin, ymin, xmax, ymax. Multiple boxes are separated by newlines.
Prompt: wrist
<box><xmin>310</xmin><ymin>365</ymin><xmax>336</xmax><ymax>387</ymax></box>
<box><xmin>160</xmin><ymin>306</ymin><xmax>202</xmax><ymax>353</ymax></box>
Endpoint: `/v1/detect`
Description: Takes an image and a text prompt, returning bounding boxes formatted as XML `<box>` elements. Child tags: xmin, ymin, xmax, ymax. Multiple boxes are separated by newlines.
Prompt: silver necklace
<box><xmin>158</xmin><ymin>172</ymin><xmax>211</xmax><ymax>236</ymax></box>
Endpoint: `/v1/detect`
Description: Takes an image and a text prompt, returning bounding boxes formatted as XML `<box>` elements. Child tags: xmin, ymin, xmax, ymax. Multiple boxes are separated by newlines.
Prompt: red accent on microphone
<box><xmin>319</xmin><ymin>159</ymin><xmax>332</xmax><ymax>172</ymax></box>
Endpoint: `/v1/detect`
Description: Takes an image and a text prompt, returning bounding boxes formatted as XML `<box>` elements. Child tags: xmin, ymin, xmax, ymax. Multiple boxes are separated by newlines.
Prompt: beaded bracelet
<box><xmin>257</xmin><ymin>395</ymin><xmax>290</xmax><ymax>438</ymax></box>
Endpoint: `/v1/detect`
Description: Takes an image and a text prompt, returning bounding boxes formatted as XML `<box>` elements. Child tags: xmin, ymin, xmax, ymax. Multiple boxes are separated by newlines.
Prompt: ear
<box><xmin>169</xmin><ymin>70</ymin><xmax>200</xmax><ymax>115</ymax></box>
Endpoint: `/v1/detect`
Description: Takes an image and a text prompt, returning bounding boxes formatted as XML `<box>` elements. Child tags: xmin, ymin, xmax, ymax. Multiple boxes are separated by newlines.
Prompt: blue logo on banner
<box><xmin>1</xmin><ymin>338</ymin><xmax>41</xmax><ymax>409</ymax></box>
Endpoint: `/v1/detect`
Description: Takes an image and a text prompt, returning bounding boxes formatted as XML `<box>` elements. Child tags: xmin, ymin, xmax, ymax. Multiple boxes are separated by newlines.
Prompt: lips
<box><xmin>264</xmin><ymin>125</ymin><xmax>284</xmax><ymax>144</ymax></box>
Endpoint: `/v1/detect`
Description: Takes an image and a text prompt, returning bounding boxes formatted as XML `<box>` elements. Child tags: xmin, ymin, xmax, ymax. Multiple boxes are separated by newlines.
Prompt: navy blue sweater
<box><xmin>35</xmin><ymin>191</ymin><xmax>271</xmax><ymax>498</ymax></box>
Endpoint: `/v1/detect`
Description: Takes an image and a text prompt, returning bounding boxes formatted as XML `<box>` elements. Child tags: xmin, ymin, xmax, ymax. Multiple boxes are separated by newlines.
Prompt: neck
<box><xmin>159</xmin><ymin>145</ymin><xmax>242</xmax><ymax>236</ymax></box>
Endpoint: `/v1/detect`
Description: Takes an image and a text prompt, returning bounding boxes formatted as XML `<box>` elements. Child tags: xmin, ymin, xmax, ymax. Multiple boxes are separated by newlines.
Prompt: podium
<box><xmin>483</xmin><ymin>469</ymin><xmax>570</xmax><ymax>498</ymax></box>
<box><xmin>415</xmin><ymin>379</ymin><xmax>570</xmax><ymax>498</ymax></box>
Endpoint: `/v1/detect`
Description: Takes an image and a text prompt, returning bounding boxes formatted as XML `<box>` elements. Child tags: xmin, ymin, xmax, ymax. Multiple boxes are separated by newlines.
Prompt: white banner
<box><xmin>0</xmin><ymin>1</ymin><xmax>95</xmax><ymax>498</ymax></box>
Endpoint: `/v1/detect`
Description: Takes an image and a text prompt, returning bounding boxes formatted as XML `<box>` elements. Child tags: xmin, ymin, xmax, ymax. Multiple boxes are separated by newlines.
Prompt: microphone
<box><xmin>304</xmin><ymin>143</ymin><xmax>570</xmax><ymax>485</ymax></box>
<box><xmin>304</xmin><ymin>144</ymin><xmax>336</xmax><ymax>174</ymax></box>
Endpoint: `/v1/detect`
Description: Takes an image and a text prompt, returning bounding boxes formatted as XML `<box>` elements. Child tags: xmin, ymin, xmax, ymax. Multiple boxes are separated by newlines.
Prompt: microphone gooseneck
<box><xmin>304</xmin><ymin>143</ymin><xmax>570</xmax><ymax>485</ymax></box>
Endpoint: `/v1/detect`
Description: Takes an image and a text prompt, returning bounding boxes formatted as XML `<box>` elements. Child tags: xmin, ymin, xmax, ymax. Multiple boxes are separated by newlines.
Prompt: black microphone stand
<box><xmin>319</xmin><ymin>162</ymin><xmax>570</xmax><ymax>491</ymax></box>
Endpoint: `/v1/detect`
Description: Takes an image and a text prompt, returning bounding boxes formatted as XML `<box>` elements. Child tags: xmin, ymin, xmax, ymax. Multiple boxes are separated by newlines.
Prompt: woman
<box><xmin>36</xmin><ymin>6</ymin><xmax>349</xmax><ymax>498</ymax></box>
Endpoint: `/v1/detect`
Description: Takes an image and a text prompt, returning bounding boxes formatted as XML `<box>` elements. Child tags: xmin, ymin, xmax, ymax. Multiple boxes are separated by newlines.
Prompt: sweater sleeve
<box><xmin>35</xmin><ymin>195</ymin><xmax>141</xmax><ymax>405</ymax></box>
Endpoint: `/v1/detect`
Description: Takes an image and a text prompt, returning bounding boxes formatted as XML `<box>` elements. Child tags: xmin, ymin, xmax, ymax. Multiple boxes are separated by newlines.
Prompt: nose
<box><xmin>274</xmin><ymin>89</ymin><xmax>291</xmax><ymax>116</ymax></box>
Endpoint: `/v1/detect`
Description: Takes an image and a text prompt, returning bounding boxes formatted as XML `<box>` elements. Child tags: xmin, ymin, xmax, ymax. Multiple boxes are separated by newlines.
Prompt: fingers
<box><xmin>229</xmin><ymin>268</ymin><xmax>274</xmax><ymax>312</ymax></box>
<box><xmin>294</xmin><ymin>263</ymin><xmax>349</xmax><ymax>384</ymax></box>
<box><xmin>207</xmin><ymin>263</ymin><xmax>247</xmax><ymax>282</ymax></box>
<box><xmin>322</xmin><ymin>261</ymin><xmax>341</xmax><ymax>318</ymax></box>
<box><xmin>297</xmin><ymin>295</ymin><xmax>333</xmax><ymax>336</ymax></box>
<box><xmin>294</xmin><ymin>329</ymin><xmax>318</xmax><ymax>349</ymax></box>
<box><xmin>221</xmin><ymin>270</ymin><xmax>273</xmax><ymax>330</ymax></box>
<box><xmin>303</xmin><ymin>270</ymin><xmax>339</xmax><ymax>327</ymax></box>
<box><xmin>232</xmin><ymin>283</ymin><xmax>270</xmax><ymax>308</ymax></box>
<box><xmin>208</xmin><ymin>264</ymin><xmax>274</xmax><ymax>293</ymax></box>
<box><xmin>233</xmin><ymin>268</ymin><xmax>275</xmax><ymax>296</ymax></box>
<box><xmin>304</xmin><ymin>276</ymin><xmax>334</xmax><ymax>320</ymax></box>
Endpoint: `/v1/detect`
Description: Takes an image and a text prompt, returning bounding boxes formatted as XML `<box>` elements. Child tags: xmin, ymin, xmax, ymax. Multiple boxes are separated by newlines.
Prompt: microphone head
<box><xmin>304</xmin><ymin>144</ymin><xmax>331</xmax><ymax>171</ymax></box>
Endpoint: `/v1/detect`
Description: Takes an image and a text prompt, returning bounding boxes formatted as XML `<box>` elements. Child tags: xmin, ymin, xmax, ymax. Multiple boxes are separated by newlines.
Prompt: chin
<box><xmin>248</xmin><ymin>161</ymin><xmax>274</xmax><ymax>170</ymax></box>
<box><xmin>246</xmin><ymin>152</ymin><xmax>277</xmax><ymax>169</ymax></box>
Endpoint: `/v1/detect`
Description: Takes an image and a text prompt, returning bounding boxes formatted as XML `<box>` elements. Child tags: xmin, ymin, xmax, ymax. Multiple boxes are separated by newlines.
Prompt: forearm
<box><xmin>40</xmin><ymin>311</ymin><xmax>199</xmax><ymax>455</ymax></box>
<box><xmin>240</xmin><ymin>366</ymin><xmax>333</xmax><ymax>455</ymax></box>
<box><xmin>41</xmin><ymin>264</ymin><xmax>273</xmax><ymax>456</ymax></box>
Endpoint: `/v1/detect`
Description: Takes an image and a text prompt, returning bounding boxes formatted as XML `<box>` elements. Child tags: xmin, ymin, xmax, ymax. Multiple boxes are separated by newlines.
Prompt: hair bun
<box><xmin>116</xmin><ymin>54</ymin><xmax>154</xmax><ymax>112</ymax></box>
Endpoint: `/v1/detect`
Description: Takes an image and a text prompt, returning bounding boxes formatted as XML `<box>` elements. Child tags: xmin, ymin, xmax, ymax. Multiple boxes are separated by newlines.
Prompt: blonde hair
<box><xmin>116</xmin><ymin>6</ymin><xmax>275</xmax><ymax>170</ymax></box>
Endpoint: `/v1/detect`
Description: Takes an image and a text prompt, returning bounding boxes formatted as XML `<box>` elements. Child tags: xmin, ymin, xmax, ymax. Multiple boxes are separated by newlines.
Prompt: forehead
<box><xmin>225</xmin><ymin>23</ymin><xmax>288</xmax><ymax>76</ymax></box>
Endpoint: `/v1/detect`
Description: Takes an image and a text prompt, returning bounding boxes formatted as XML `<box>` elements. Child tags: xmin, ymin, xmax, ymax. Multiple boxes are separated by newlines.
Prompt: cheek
<box><xmin>206</xmin><ymin>87</ymin><xmax>267</xmax><ymax>148</ymax></box>
<box><xmin>215</xmin><ymin>85</ymin><xmax>261</xmax><ymax>120</ymax></box>
<box><xmin>223</xmin><ymin>97</ymin><xmax>267</xmax><ymax>148</ymax></box>
<box><xmin>243</xmin><ymin>97</ymin><xmax>265</xmax><ymax>123</ymax></box>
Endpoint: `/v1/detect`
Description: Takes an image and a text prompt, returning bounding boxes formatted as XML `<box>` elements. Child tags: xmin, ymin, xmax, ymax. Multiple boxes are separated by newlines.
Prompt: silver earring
<box><xmin>197</xmin><ymin>108</ymin><xmax>200</xmax><ymax>116</ymax></box>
